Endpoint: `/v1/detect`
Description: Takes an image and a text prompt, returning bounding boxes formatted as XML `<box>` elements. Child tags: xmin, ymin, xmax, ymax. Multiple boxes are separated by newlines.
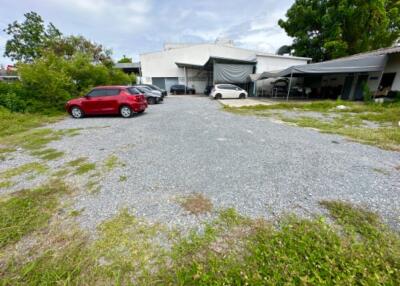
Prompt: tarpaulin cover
<box><xmin>259</xmin><ymin>54</ymin><xmax>388</xmax><ymax>79</ymax></box>
<box><xmin>214</xmin><ymin>63</ymin><xmax>254</xmax><ymax>83</ymax></box>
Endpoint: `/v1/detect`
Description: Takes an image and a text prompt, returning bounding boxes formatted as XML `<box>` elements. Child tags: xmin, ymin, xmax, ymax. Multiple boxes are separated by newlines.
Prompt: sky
<box><xmin>0</xmin><ymin>0</ymin><xmax>295</xmax><ymax>65</ymax></box>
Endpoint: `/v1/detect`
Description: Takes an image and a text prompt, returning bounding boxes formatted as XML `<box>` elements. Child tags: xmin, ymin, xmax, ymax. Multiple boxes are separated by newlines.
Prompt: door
<box><xmin>100</xmin><ymin>88</ymin><xmax>121</xmax><ymax>114</ymax></box>
<box><xmin>354</xmin><ymin>75</ymin><xmax>369</xmax><ymax>101</ymax></box>
<box><xmin>81</xmin><ymin>89</ymin><xmax>107</xmax><ymax>114</ymax></box>
<box><xmin>152</xmin><ymin>77</ymin><xmax>166</xmax><ymax>90</ymax></box>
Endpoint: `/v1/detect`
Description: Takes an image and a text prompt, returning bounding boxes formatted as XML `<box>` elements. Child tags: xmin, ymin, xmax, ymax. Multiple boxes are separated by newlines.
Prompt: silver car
<box><xmin>135</xmin><ymin>86</ymin><xmax>163</xmax><ymax>104</ymax></box>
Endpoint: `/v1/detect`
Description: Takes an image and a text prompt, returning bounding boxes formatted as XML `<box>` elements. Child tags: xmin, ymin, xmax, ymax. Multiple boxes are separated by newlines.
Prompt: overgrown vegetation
<box><xmin>224</xmin><ymin>100</ymin><xmax>400</xmax><ymax>150</ymax></box>
<box><xmin>1</xmin><ymin>201</ymin><xmax>399</xmax><ymax>285</ymax></box>
<box><xmin>1</xmin><ymin>12</ymin><xmax>134</xmax><ymax>113</ymax></box>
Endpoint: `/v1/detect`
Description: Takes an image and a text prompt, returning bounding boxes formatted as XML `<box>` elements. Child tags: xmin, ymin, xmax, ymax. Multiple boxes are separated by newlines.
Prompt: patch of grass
<box><xmin>92</xmin><ymin>209</ymin><xmax>168</xmax><ymax>284</ymax></box>
<box><xmin>0</xmin><ymin>147</ymin><xmax>16</xmax><ymax>161</ymax></box>
<box><xmin>2</xmin><ymin>231</ymin><xmax>97</xmax><ymax>285</ymax></box>
<box><xmin>372</xmin><ymin>168</ymin><xmax>390</xmax><ymax>175</ymax></box>
<box><xmin>0</xmin><ymin>162</ymin><xmax>48</xmax><ymax>180</ymax></box>
<box><xmin>67</xmin><ymin>157</ymin><xmax>96</xmax><ymax>175</ymax></box>
<box><xmin>104</xmin><ymin>154</ymin><xmax>125</xmax><ymax>171</ymax></box>
<box><xmin>67</xmin><ymin>157</ymin><xmax>88</xmax><ymax>167</ymax></box>
<box><xmin>30</xmin><ymin>148</ymin><xmax>64</xmax><ymax>160</ymax></box>
<box><xmin>2</xmin><ymin>202</ymin><xmax>400</xmax><ymax>285</ymax></box>
<box><xmin>0</xmin><ymin>180</ymin><xmax>70</xmax><ymax>248</ymax></box>
<box><xmin>0</xmin><ymin>108</ymin><xmax>63</xmax><ymax>138</ymax></box>
<box><xmin>0</xmin><ymin>180</ymin><xmax>14</xmax><ymax>189</ymax></box>
<box><xmin>119</xmin><ymin>175</ymin><xmax>127</xmax><ymax>182</ymax></box>
<box><xmin>75</xmin><ymin>162</ymin><xmax>96</xmax><ymax>175</ymax></box>
<box><xmin>86</xmin><ymin>180</ymin><xmax>100</xmax><ymax>193</ymax></box>
<box><xmin>282</xmin><ymin>116</ymin><xmax>400</xmax><ymax>151</ymax></box>
<box><xmin>159</xmin><ymin>203</ymin><xmax>400</xmax><ymax>285</ymax></box>
<box><xmin>179</xmin><ymin>193</ymin><xmax>213</xmax><ymax>215</ymax></box>
<box><xmin>225</xmin><ymin>100</ymin><xmax>400</xmax><ymax>150</ymax></box>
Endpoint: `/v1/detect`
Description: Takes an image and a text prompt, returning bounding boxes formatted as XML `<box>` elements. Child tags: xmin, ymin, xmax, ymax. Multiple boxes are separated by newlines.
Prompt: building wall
<box><xmin>383</xmin><ymin>53</ymin><xmax>400</xmax><ymax>91</ymax></box>
<box><xmin>140</xmin><ymin>44</ymin><xmax>310</xmax><ymax>90</ymax></box>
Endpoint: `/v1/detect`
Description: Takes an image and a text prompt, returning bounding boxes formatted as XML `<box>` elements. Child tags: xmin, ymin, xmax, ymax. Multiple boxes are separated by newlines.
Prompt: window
<box><xmin>128</xmin><ymin>87</ymin><xmax>141</xmax><ymax>94</ymax></box>
<box><xmin>87</xmin><ymin>89</ymin><xmax>120</xmax><ymax>97</ymax></box>
<box><xmin>218</xmin><ymin>84</ymin><xmax>230</xmax><ymax>89</ymax></box>
<box><xmin>104</xmin><ymin>89</ymin><xmax>120</xmax><ymax>96</ymax></box>
<box><xmin>87</xmin><ymin>89</ymin><xmax>106</xmax><ymax>97</ymax></box>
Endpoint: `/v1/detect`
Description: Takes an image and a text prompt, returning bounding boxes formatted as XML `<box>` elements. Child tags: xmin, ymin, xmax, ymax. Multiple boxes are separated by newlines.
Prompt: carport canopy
<box><xmin>258</xmin><ymin>54</ymin><xmax>388</xmax><ymax>80</ymax></box>
<box><xmin>176</xmin><ymin>56</ymin><xmax>256</xmax><ymax>84</ymax></box>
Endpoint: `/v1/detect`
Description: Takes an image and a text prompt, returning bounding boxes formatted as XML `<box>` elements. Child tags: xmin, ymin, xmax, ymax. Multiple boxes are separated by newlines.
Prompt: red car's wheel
<box><xmin>120</xmin><ymin>105</ymin><xmax>133</xmax><ymax>118</ymax></box>
<box><xmin>71</xmin><ymin>106</ymin><xmax>84</xmax><ymax>119</ymax></box>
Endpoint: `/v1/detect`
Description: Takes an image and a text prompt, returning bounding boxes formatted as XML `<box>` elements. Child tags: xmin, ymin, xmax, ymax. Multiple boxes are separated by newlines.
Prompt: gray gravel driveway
<box><xmin>49</xmin><ymin>96</ymin><xmax>400</xmax><ymax>230</ymax></box>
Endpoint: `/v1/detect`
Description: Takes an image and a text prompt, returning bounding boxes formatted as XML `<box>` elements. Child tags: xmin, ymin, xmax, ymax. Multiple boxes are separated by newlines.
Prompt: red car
<box><xmin>65</xmin><ymin>86</ymin><xmax>148</xmax><ymax>118</ymax></box>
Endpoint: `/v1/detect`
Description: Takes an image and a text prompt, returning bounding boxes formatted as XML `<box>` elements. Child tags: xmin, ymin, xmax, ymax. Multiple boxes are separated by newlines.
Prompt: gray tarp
<box><xmin>259</xmin><ymin>54</ymin><xmax>388</xmax><ymax>79</ymax></box>
<box><xmin>214</xmin><ymin>63</ymin><xmax>254</xmax><ymax>83</ymax></box>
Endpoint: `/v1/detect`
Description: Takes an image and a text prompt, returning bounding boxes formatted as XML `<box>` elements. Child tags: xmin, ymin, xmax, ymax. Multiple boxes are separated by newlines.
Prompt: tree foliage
<box><xmin>3</xmin><ymin>11</ymin><xmax>62</xmax><ymax>62</ymax></box>
<box><xmin>1</xmin><ymin>12</ymin><xmax>133</xmax><ymax>113</ymax></box>
<box><xmin>117</xmin><ymin>55</ymin><xmax>133</xmax><ymax>63</ymax></box>
<box><xmin>279</xmin><ymin>0</ymin><xmax>400</xmax><ymax>61</ymax></box>
<box><xmin>47</xmin><ymin>35</ymin><xmax>113</xmax><ymax>65</ymax></box>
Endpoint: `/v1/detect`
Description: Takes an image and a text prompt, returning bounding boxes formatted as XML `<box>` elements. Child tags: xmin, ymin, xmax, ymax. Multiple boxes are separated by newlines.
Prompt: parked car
<box><xmin>134</xmin><ymin>86</ymin><xmax>163</xmax><ymax>104</ymax></box>
<box><xmin>170</xmin><ymin>84</ymin><xmax>196</xmax><ymax>95</ymax></box>
<box><xmin>204</xmin><ymin>85</ymin><xmax>213</xmax><ymax>95</ymax></box>
<box><xmin>65</xmin><ymin>86</ymin><xmax>147</xmax><ymax>118</ymax></box>
<box><xmin>210</xmin><ymin>84</ymin><xmax>247</xmax><ymax>99</ymax></box>
<box><xmin>136</xmin><ymin>84</ymin><xmax>167</xmax><ymax>97</ymax></box>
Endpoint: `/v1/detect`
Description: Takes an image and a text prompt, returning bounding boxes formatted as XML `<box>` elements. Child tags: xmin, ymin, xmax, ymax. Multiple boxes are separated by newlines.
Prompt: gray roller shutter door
<box><xmin>152</xmin><ymin>77</ymin><xmax>166</xmax><ymax>89</ymax></box>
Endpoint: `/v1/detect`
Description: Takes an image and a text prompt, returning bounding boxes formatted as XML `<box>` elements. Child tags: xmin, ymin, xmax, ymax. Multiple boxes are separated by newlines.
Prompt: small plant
<box><xmin>362</xmin><ymin>82</ymin><xmax>374</xmax><ymax>103</ymax></box>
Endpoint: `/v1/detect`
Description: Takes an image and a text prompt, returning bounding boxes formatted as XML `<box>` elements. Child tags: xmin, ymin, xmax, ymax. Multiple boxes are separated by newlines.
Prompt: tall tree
<box><xmin>3</xmin><ymin>11</ymin><xmax>62</xmax><ymax>62</ymax></box>
<box><xmin>117</xmin><ymin>55</ymin><xmax>133</xmax><ymax>63</ymax></box>
<box><xmin>278</xmin><ymin>0</ymin><xmax>400</xmax><ymax>61</ymax></box>
<box><xmin>47</xmin><ymin>35</ymin><xmax>113</xmax><ymax>65</ymax></box>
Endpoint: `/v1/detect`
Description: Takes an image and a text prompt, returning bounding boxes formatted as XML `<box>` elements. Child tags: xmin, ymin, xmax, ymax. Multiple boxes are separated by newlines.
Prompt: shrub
<box><xmin>362</xmin><ymin>83</ymin><xmax>374</xmax><ymax>103</ymax></box>
<box><xmin>18</xmin><ymin>53</ymin><xmax>75</xmax><ymax>112</ymax></box>
<box><xmin>0</xmin><ymin>92</ymin><xmax>26</xmax><ymax>112</ymax></box>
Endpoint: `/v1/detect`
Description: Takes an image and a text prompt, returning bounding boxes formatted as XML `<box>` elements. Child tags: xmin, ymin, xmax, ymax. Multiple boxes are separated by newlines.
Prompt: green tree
<box><xmin>117</xmin><ymin>55</ymin><xmax>133</xmax><ymax>63</ymax></box>
<box><xmin>3</xmin><ymin>11</ymin><xmax>62</xmax><ymax>62</ymax></box>
<box><xmin>279</xmin><ymin>0</ymin><xmax>400</xmax><ymax>61</ymax></box>
<box><xmin>47</xmin><ymin>35</ymin><xmax>113</xmax><ymax>65</ymax></box>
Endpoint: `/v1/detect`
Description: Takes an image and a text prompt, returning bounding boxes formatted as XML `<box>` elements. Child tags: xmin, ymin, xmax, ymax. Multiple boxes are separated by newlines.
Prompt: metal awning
<box><xmin>258</xmin><ymin>54</ymin><xmax>388</xmax><ymax>80</ymax></box>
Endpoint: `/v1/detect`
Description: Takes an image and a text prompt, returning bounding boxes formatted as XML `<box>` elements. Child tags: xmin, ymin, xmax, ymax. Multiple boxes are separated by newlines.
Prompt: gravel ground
<box><xmin>4</xmin><ymin>96</ymin><xmax>400</xmax><ymax>231</ymax></box>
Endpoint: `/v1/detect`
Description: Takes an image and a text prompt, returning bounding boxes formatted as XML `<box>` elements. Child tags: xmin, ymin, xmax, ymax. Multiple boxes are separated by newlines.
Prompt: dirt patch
<box><xmin>179</xmin><ymin>193</ymin><xmax>213</xmax><ymax>215</ymax></box>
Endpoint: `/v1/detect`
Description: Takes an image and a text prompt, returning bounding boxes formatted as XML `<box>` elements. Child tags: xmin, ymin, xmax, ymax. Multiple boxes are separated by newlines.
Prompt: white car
<box><xmin>210</xmin><ymin>84</ymin><xmax>248</xmax><ymax>99</ymax></box>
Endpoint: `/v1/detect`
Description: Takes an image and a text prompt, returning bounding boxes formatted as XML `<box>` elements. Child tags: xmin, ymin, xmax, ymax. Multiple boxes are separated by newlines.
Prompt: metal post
<box><xmin>184</xmin><ymin>66</ymin><xmax>187</xmax><ymax>94</ymax></box>
<box><xmin>286</xmin><ymin>71</ymin><xmax>293</xmax><ymax>101</ymax></box>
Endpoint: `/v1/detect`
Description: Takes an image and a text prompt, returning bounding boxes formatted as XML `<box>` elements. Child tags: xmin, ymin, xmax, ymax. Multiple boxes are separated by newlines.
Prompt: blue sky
<box><xmin>0</xmin><ymin>0</ymin><xmax>295</xmax><ymax>65</ymax></box>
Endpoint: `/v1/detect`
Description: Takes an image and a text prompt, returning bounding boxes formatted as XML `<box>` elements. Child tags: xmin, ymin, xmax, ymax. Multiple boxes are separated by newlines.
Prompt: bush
<box><xmin>0</xmin><ymin>92</ymin><xmax>26</xmax><ymax>112</ymax></box>
<box><xmin>18</xmin><ymin>53</ymin><xmax>75</xmax><ymax>112</ymax></box>
<box><xmin>0</xmin><ymin>52</ymin><xmax>134</xmax><ymax>113</ymax></box>
<box><xmin>362</xmin><ymin>83</ymin><xmax>374</xmax><ymax>103</ymax></box>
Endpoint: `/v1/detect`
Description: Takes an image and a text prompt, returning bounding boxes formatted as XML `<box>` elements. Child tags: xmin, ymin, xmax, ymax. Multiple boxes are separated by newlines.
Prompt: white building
<box><xmin>139</xmin><ymin>39</ymin><xmax>310</xmax><ymax>95</ymax></box>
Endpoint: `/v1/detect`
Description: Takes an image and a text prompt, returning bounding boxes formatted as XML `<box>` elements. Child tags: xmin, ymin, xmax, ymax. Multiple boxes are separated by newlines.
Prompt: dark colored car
<box><xmin>65</xmin><ymin>86</ymin><xmax>147</xmax><ymax>118</ymax></box>
<box><xmin>170</xmin><ymin>84</ymin><xmax>196</xmax><ymax>95</ymax></box>
<box><xmin>134</xmin><ymin>86</ymin><xmax>163</xmax><ymax>105</ymax></box>
<box><xmin>137</xmin><ymin>84</ymin><xmax>167</xmax><ymax>97</ymax></box>
<box><xmin>204</xmin><ymin>85</ymin><xmax>213</xmax><ymax>95</ymax></box>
